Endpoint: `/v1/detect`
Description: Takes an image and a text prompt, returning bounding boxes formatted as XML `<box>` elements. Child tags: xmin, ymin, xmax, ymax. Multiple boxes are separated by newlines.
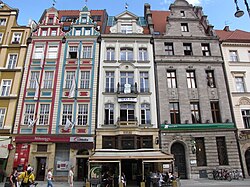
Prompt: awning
<box><xmin>0</xmin><ymin>137</ymin><xmax>11</xmax><ymax>158</ymax></box>
<box><xmin>89</xmin><ymin>149</ymin><xmax>173</xmax><ymax>163</ymax></box>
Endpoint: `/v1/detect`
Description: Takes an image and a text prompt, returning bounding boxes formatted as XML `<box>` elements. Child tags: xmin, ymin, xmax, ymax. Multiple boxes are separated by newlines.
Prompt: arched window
<box><xmin>105</xmin><ymin>103</ymin><xmax>114</xmax><ymax>125</ymax></box>
<box><xmin>141</xmin><ymin>104</ymin><xmax>151</xmax><ymax>124</ymax></box>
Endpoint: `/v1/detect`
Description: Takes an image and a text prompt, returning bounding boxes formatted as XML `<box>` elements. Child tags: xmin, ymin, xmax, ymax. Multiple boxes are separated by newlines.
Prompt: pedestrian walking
<box><xmin>68</xmin><ymin>166</ymin><xmax>74</xmax><ymax>187</ymax></box>
<box><xmin>9</xmin><ymin>167</ymin><xmax>18</xmax><ymax>187</ymax></box>
<box><xmin>47</xmin><ymin>168</ymin><xmax>54</xmax><ymax>187</ymax></box>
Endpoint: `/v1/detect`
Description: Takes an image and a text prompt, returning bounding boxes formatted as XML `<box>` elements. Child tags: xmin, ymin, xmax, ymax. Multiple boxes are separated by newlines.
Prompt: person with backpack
<box><xmin>18</xmin><ymin>167</ymin><xmax>35</xmax><ymax>187</ymax></box>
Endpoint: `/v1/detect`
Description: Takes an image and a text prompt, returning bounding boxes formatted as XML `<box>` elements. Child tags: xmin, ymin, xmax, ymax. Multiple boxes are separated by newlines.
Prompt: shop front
<box><xmin>13</xmin><ymin>135</ymin><xmax>94</xmax><ymax>181</ymax></box>
<box><xmin>88</xmin><ymin>149</ymin><xmax>173</xmax><ymax>187</ymax></box>
<box><xmin>0</xmin><ymin>137</ymin><xmax>11</xmax><ymax>182</ymax></box>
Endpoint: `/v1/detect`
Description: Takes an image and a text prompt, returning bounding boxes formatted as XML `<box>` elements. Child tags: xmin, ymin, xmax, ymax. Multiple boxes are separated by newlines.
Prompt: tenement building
<box><xmin>145</xmin><ymin>0</ymin><xmax>241</xmax><ymax>179</ymax></box>
<box><xmin>0</xmin><ymin>1</ymin><xmax>30</xmax><ymax>176</ymax></box>
<box><xmin>216</xmin><ymin>27</ymin><xmax>250</xmax><ymax>178</ymax></box>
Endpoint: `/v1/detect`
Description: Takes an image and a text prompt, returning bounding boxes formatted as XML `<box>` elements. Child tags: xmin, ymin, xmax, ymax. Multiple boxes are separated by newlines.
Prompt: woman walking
<box><xmin>47</xmin><ymin>168</ymin><xmax>54</xmax><ymax>187</ymax></box>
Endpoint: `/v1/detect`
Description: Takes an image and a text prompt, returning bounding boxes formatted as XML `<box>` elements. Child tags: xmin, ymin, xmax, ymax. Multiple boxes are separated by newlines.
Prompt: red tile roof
<box><xmin>215</xmin><ymin>29</ymin><xmax>250</xmax><ymax>43</ymax></box>
<box><xmin>151</xmin><ymin>10</ymin><xmax>170</xmax><ymax>35</ymax></box>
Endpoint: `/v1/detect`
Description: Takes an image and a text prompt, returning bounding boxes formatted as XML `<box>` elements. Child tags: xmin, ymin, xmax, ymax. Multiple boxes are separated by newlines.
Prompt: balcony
<box><xmin>116</xmin><ymin>82</ymin><xmax>138</xmax><ymax>97</ymax></box>
<box><xmin>117</xmin><ymin>117</ymin><xmax>138</xmax><ymax>127</ymax></box>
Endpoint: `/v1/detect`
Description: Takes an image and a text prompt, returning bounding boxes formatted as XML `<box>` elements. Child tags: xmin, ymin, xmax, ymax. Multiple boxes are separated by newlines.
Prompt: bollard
<box><xmin>172</xmin><ymin>180</ymin><xmax>178</xmax><ymax>187</ymax></box>
<box><xmin>140</xmin><ymin>181</ymin><xmax>145</xmax><ymax>187</ymax></box>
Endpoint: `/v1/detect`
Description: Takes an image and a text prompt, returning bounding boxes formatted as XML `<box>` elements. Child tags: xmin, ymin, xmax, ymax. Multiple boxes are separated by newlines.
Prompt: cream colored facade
<box><xmin>219</xmin><ymin>30</ymin><xmax>250</xmax><ymax>178</ymax></box>
<box><xmin>0</xmin><ymin>2</ymin><xmax>30</xmax><ymax>175</ymax></box>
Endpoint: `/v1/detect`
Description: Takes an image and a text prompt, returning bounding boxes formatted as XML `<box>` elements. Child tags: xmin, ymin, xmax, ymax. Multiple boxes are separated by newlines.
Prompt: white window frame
<box><xmin>80</xmin><ymin>71</ymin><xmax>90</xmax><ymax>89</ymax></box>
<box><xmin>23</xmin><ymin>104</ymin><xmax>35</xmax><ymax>125</ymax></box>
<box><xmin>33</xmin><ymin>45</ymin><xmax>44</xmax><ymax>59</ymax></box>
<box><xmin>51</xmin><ymin>29</ymin><xmax>57</xmax><ymax>36</ymax></box>
<box><xmin>235</xmin><ymin>77</ymin><xmax>245</xmax><ymax>92</ymax></box>
<box><xmin>68</xmin><ymin>46</ymin><xmax>78</xmax><ymax>58</ymax></box>
<box><xmin>105</xmin><ymin>71</ymin><xmax>115</xmax><ymax>93</ymax></box>
<box><xmin>43</xmin><ymin>71</ymin><xmax>54</xmax><ymax>89</ymax></box>
<box><xmin>140</xmin><ymin>72</ymin><xmax>149</xmax><ymax>92</ymax></box>
<box><xmin>12</xmin><ymin>32</ymin><xmax>22</xmax><ymax>44</ymax></box>
<box><xmin>106</xmin><ymin>48</ymin><xmax>115</xmax><ymax>61</ymax></box>
<box><xmin>120</xmin><ymin>48</ymin><xmax>133</xmax><ymax>61</ymax></box>
<box><xmin>0</xmin><ymin>33</ymin><xmax>3</xmax><ymax>43</ymax></box>
<box><xmin>85</xmin><ymin>28</ymin><xmax>91</xmax><ymax>36</ymax></box>
<box><xmin>0</xmin><ymin>18</ymin><xmax>6</xmax><ymax>26</ymax></box>
<box><xmin>29</xmin><ymin>71</ymin><xmax>40</xmax><ymax>89</ymax></box>
<box><xmin>47</xmin><ymin>45</ymin><xmax>58</xmax><ymax>59</ymax></box>
<box><xmin>242</xmin><ymin>109</ymin><xmax>250</xmax><ymax>129</ymax></box>
<box><xmin>75</xmin><ymin>28</ymin><xmax>81</xmax><ymax>36</ymax></box>
<box><xmin>41</xmin><ymin>30</ymin><xmax>47</xmax><ymax>36</ymax></box>
<box><xmin>0</xmin><ymin>108</ymin><xmax>6</xmax><ymax>128</ymax></box>
<box><xmin>61</xmin><ymin>104</ymin><xmax>73</xmax><ymax>125</ymax></box>
<box><xmin>121</xmin><ymin>24</ymin><xmax>132</xmax><ymax>34</ymax></box>
<box><xmin>0</xmin><ymin>79</ymin><xmax>12</xmax><ymax>96</ymax></box>
<box><xmin>77</xmin><ymin>104</ymin><xmax>88</xmax><ymax>126</ymax></box>
<box><xmin>229</xmin><ymin>50</ymin><xmax>238</xmax><ymax>62</ymax></box>
<box><xmin>141</xmin><ymin>103</ymin><xmax>151</xmax><ymax>124</ymax></box>
<box><xmin>139</xmin><ymin>48</ymin><xmax>148</xmax><ymax>61</ymax></box>
<box><xmin>104</xmin><ymin>103</ymin><xmax>114</xmax><ymax>125</ymax></box>
<box><xmin>38</xmin><ymin>104</ymin><xmax>50</xmax><ymax>125</ymax></box>
<box><xmin>82</xmin><ymin>46</ymin><xmax>92</xmax><ymax>59</ymax></box>
<box><xmin>7</xmin><ymin>54</ymin><xmax>18</xmax><ymax>69</ymax></box>
<box><xmin>65</xmin><ymin>71</ymin><xmax>76</xmax><ymax>89</ymax></box>
<box><xmin>181</xmin><ymin>23</ymin><xmax>189</xmax><ymax>32</ymax></box>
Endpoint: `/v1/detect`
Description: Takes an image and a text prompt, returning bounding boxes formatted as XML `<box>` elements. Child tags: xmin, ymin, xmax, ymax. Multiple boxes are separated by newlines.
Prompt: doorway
<box><xmin>245</xmin><ymin>149</ymin><xmax>250</xmax><ymax>176</ymax></box>
<box><xmin>77</xmin><ymin>158</ymin><xmax>88</xmax><ymax>181</ymax></box>
<box><xmin>171</xmin><ymin>142</ymin><xmax>187</xmax><ymax>179</ymax></box>
<box><xmin>36</xmin><ymin>157</ymin><xmax>46</xmax><ymax>181</ymax></box>
<box><xmin>121</xmin><ymin>159</ymin><xmax>142</xmax><ymax>186</ymax></box>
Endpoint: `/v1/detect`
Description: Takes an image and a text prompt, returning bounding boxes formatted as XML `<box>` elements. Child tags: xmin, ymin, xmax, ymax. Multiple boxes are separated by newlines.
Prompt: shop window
<box><xmin>216</xmin><ymin>137</ymin><xmax>229</xmax><ymax>165</ymax></box>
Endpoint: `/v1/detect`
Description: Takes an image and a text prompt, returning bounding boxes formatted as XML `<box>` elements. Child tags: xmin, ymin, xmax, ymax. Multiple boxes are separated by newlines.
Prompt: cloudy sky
<box><xmin>3</xmin><ymin>0</ymin><xmax>250</xmax><ymax>31</ymax></box>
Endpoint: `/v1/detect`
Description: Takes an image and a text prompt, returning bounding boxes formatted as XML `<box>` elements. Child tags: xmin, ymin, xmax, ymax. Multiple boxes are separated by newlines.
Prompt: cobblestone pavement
<box><xmin>1</xmin><ymin>179</ymin><xmax>250</xmax><ymax>187</ymax></box>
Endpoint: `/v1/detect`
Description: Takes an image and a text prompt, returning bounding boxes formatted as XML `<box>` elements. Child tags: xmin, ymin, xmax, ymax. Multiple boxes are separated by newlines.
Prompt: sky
<box><xmin>3</xmin><ymin>0</ymin><xmax>250</xmax><ymax>32</ymax></box>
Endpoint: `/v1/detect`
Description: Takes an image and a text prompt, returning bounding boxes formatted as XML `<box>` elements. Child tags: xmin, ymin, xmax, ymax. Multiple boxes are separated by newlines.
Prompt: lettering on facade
<box><xmin>34</xmin><ymin>137</ymin><xmax>51</xmax><ymax>142</ymax></box>
<box><xmin>123</xmin><ymin>131</ymin><xmax>132</xmax><ymax>134</ymax></box>
<box><xmin>118</xmin><ymin>98</ymin><xmax>137</xmax><ymax>103</ymax></box>
<box><xmin>70</xmin><ymin>137</ymin><xmax>94</xmax><ymax>142</ymax></box>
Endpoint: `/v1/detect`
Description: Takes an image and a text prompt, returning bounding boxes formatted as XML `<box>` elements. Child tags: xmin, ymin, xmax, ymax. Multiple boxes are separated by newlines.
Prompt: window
<box><xmin>201</xmin><ymin>43</ymin><xmax>211</xmax><ymax>56</ymax></box>
<box><xmin>242</xmin><ymin>110</ymin><xmax>250</xmax><ymax>129</ymax></box>
<box><xmin>141</xmin><ymin>104</ymin><xmax>151</xmax><ymax>124</ymax></box>
<box><xmin>0</xmin><ymin>108</ymin><xmax>6</xmax><ymax>128</ymax></box>
<box><xmin>139</xmin><ymin>48</ymin><xmax>148</xmax><ymax>61</ymax></box>
<box><xmin>61</xmin><ymin>104</ymin><xmax>73</xmax><ymax>125</ymax></box>
<box><xmin>85</xmin><ymin>28</ymin><xmax>91</xmax><ymax>35</ymax></box>
<box><xmin>248</xmin><ymin>51</ymin><xmax>250</xmax><ymax>61</ymax></box>
<box><xmin>229</xmin><ymin>50</ymin><xmax>238</xmax><ymax>62</ymax></box>
<box><xmin>77</xmin><ymin>104</ymin><xmax>88</xmax><ymax>125</ymax></box>
<box><xmin>206</xmin><ymin>70</ymin><xmax>216</xmax><ymax>88</ymax></box>
<box><xmin>37</xmin><ymin>145</ymin><xmax>47</xmax><ymax>152</ymax></box>
<box><xmin>235</xmin><ymin>77</ymin><xmax>245</xmax><ymax>92</ymax></box>
<box><xmin>91</xmin><ymin>15</ymin><xmax>102</xmax><ymax>21</ymax></box>
<box><xmin>48</xmin><ymin>18</ymin><xmax>54</xmax><ymax>24</ymax></box>
<box><xmin>75</xmin><ymin>28</ymin><xmax>81</xmax><ymax>36</ymax></box>
<box><xmin>0</xmin><ymin>80</ymin><xmax>11</xmax><ymax>96</ymax></box>
<box><xmin>120</xmin><ymin>48</ymin><xmax>133</xmax><ymax>61</ymax></box>
<box><xmin>165</xmin><ymin>43</ymin><xmax>174</xmax><ymax>55</ymax></box>
<box><xmin>195</xmin><ymin>137</ymin><xmax>207</xmax><ymax>166</ymax></box>
<box><xmin>43</xmin><ymin>71</ymin><xmax>54</xmax><ymax>89</ymax></box>
<box><xmin>68</xmin><ymin>46</ymin><xmax>78</xmax><ymax>59</ymax></box>
<box><xmin>183</xmin><ymin>43</ymin><xmax>192</xmax><ymax>56</ymax></box>
<box><xmin>47</xmin><ymin>45</ymin><xmax>58</xmax><ymax>59</ymax></box>
<box><xmin>65</xmin><ymin>71</ymin><xmax>75</xmax><ymax>89</ymax></box>
<box><xmin>38</xmin><ymin>104</ymin><xmax>50</xmax><ymax>125</ymax></box>
<box><xmin>186</xmin><ymin>71</ymin><xmax>196</xmax><ymax>88</ymax></box>
<box><xmin>0</xmin><ymin>18</ymin><xmax>6</xmax><ymax>26</ymax></box>
<box><xmin>180</xmin><ymin>11</ymin><xmax>185</xmax><ymax>17</ymax></box>
<box><xmin>81</xmin><ymin>16</ymin><xmax>87</xmax><ymax>23</ymax></box>
<box><xmin>191</xmin><ymin>102</ymin><xmax>201</xmax><ymax>123</ymax></box>
<box><xmin>120</xmin><ymin>72</ymin><xmax>134</xmax><ymax>93</ymax></box>
<box><xmin>33</xmin><ymin>46</ymin><xmax>44</xmax><ymax>59</ymax></box>
<box><xmin>106</xmin><ymin>48</ymin><xmax>115</xmax><ymax>61</ymax></box>
<box><xmin>41</xmin><ymin>29</ymin><xmax>47</xmax><ymax>36</ymax></box>
<box><xmin>0</xmin><ymin>33</ymin><xmax>3</xmax><ymax>43</ymax></box>
<box><xmin>24</xmin><ymin>104</ymin><xmax>35</xmax><ymax>125</ymax></box>
<box><xmin>121</xmin><ymin>24</ymin><xmax>132</xmax><ymax>34</ymax></box>
<box><xmin>140</xmin><ymin>72</ymin><xmax>149</xmax><ymax>92</ymax></box>
<box><xmin>216</xmin><ymin>137</ymin><xmax>229</xmax><ymax>165</ymax></box>
<box><xmin>167</xmin><ymin>71</ymin><xmax>177</xmax><ymax>88</ymax></box>
<box><xmin>80</xmin><ymin>71</ymin><xmax>90</xmax><ymax>89</ymax></box>
<box><xmin>12</xmin><ymin>33</ymin><xmax>22</xmax><ymax>44</ymax></box>
<box><xmin>7</xmin><ymin>54</ymin><xmax>18</xmax><ymax>69</ymax></box>
<box><xmin>211</xmin><ymin>101</ymin><xmax>221</xmax><ymax>123</ymax></box>
<box><xmin>181</xmin><ymin>23</ymin><xmax>189</xmax><ymax>32</ymax></box>
<box><xmin>105</xmin><ymin>104</ymin><xmax>114</xmax><ymax>125</ymax></box>
<box><xmin>120</xmin><ymin>104</ymin><xmax>135</xmax><ymax>121</ymax></box>
<box><xmin>170</xmin><ymin>102</ymin><xmax>180</xmax><ymax>124</ymax></box>
<box><xmin>103</xmin><ymin>136</ymin><xmax>116</xmax><ymax>149</ymax></box>
<box><xmin>83</xmin><ymin>46</ymin><xmax>92</xmax><ymax>58</ymax></box>
<box><xmin>51</xmin><ymin>29</ymin><xmax>57</xmax><ymax>36</ymax></box>
<box><xmin>29</xmin><ymin>72</ymin><xmax>40</xmax><ymax>89</ymax></box>
<box><xmin>105</xmin><ymin>71</ymin><xmax>114</xmax><ymax>93</ymax></box>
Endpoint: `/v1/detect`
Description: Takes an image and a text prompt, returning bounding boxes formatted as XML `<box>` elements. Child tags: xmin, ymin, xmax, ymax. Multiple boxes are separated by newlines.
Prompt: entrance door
<box><xmin>121</xmin><ymin>159</ymin><xmax>142</xmax><ymax>186</ymax></box>
<box><xmin>36</xmin><ymin>157</ymin><xmax>46</xmax><ymax>181</ymax></box>
<box><xmin>171</xmin><ymin>143</ymin><xmax>187</xmax><ymax>179</ymax></box>
<box><xmin>245</xmin><ymin>149</ymin><xmax>250</xmax><ymax>176</ymax></box>
<box><xmin>77</xmin><ymin>158</ymin><xmax>88</xmax><ymax>181</ymax></box>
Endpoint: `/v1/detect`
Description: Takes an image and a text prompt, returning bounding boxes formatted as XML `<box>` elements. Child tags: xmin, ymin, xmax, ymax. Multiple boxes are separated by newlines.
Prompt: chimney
<box><xmin>223</xmin><ymin>26</ymin><xmax>230</xmax><ymax>31</ymax></box>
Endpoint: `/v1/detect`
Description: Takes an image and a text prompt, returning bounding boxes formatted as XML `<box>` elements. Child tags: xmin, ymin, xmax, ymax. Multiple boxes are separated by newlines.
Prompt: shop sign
<box><xmin>56</xmin><ymin>161</ymin><xmax>69</xmax><ymax>171</ymax></box>
<box><xmin>118</xmin><ymin>98</ymin><xmax>137</xmax><ymax>103</ymax></box>
<box><xmin>0</xmin><ymin>138</ymin><xmax>11</xmax><ymax>158</ymax></box>
<box><xmin>70</xmin><ymin>137</ymin><xmax>94</xmax><ymax>142</ymax></box>
<box><xmin>15</xmin><ymin>136</ymin><xmax>69</xmax><ymax>143</ymax></box>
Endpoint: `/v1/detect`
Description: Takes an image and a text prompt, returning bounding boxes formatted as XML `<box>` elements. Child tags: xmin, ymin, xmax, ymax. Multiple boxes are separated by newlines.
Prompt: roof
<box><xmin>89</xmin><ymin>149</ymin><xmax>173</xmax><ymax>162</ymax></box>
<box><xmin>151</xmin><ymin>10</ymin><xmax>170</xmax><ymax>35</ymax></box>
<box><xmin>215</xmin><ymin>28</ymin><xmax>250</xmax><ymax>43</ymax></box>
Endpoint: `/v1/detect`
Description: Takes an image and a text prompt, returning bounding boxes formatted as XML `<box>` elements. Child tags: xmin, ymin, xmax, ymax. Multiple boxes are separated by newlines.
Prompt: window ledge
<box><xmin>0</xmin><ymin>67</ymin><xmax>22</xmax><ymax>72</ymax></box>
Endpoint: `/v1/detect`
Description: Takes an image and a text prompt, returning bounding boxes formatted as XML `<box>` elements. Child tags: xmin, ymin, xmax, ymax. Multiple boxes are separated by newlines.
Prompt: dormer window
<box><xmin>181</xmin><ymin>23</ymin><xmax>189</xmax><ymax>32</ymax></box>
<box><xmin>75</xmin><ymin>28</ymin><xmax>81</xmax><ymax>36</ymax></box>
<box><xmin>12</xmin><ymin>33</ymin><xmax>21</xmax><ymax>44</ymax></box>
<box><xmin>121</xmin><ymin>24</ymin><xmax>132</xmax><ymax>34</ymax></box>
<box><xmin>81</xmin><ymin>16</ymin><xmax>87</xmax><ymax>24</ymax></box>
<box><xmin>48</xmin><ymin>17</ymin><xmax>54</xmax><ymax>24</ymax></box>
<box><xmin>51</xmin><ymin>29</ymin><xmax>57</xmax><ymax>36</ymax></box>
<box><xmin>181</xmin><ymin>11</ymin><xmax>185</xmax><ymax>17</ymax></box>
<box><xmin>41</xmin><ymin>29</ymin><xmax>47</xmax><ymax>36</ymax></box>
<box><xmin>0</xmin><ymin>18</ymin><xmax>6</xmax><ymax>26</ymax></box>
<box><xmin>85</xmin><ymin>28</ymin><xmax>91</xmax><ymax>35</ymax></box>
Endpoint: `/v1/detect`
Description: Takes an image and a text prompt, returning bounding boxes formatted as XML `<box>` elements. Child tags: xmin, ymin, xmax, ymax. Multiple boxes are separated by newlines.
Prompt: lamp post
<box><xmin>234</xmin><ymin>0</ymin><xmax>250</xmax><ymax>18</ymax></box>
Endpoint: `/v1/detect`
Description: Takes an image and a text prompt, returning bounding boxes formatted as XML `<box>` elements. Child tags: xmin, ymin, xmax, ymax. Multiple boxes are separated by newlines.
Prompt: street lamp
<box><xmin>234</xmin><ymin>0</ymin><xmax>250</xmax><ymax>18</ymax></box>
